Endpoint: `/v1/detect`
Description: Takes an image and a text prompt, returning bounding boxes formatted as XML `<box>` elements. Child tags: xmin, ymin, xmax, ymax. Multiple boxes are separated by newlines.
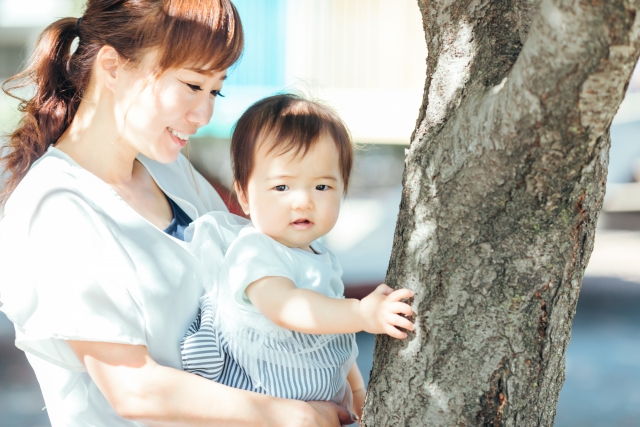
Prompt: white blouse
<box><xmin>0</xmin><ymin>147</ymin><xmax>227</xmax><ymax>427</ymax></box>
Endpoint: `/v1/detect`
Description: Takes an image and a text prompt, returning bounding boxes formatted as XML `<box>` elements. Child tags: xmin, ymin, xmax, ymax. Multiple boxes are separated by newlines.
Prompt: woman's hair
<box><xmin>231</xmin><ymin>94</ymin><xmax>354</xmax><ymax>195</ymax></box>
<box><xmin>1</xmin><ymin>0</ymin><xmax>244</xmax><ymax>203</ymax></box>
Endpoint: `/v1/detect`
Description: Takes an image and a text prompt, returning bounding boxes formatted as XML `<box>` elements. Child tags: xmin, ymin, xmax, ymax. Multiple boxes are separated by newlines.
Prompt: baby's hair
<box><xmin>231</xmin><ymin>94</ymin><xmax>354</xmax><ymax>195</ymax></box>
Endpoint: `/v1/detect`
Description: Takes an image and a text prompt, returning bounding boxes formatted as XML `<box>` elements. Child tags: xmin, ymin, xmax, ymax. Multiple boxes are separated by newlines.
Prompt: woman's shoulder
<box><xmin>3</xmin><ymin>148</ymin><xmax>106</xmax><ymax>221</ymax></box>
<box><xmin>15</xmin><ymin>146</ymin><xmax>85</xmax><ymax>188</ymax></box>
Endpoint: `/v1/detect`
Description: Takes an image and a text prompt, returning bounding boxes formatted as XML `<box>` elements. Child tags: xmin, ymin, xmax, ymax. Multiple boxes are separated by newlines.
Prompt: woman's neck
<box><xmin>55</xmin><ymin>89</ymin><xmax>139</xmax><ymax>186</ymax></box>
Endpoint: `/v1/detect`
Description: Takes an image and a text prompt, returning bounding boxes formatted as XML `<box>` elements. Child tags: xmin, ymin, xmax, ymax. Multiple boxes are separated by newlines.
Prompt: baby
<box><xmin>181</xmin><ymin>94</ymin><xmax>414</xmax><ymax>419</ymax></box>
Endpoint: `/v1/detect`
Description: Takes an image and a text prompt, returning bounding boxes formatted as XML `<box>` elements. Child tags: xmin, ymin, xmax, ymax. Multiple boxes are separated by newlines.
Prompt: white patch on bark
<box><xmin>492</xmin><ymin>77</ymin><xmax>509</xmax><ymax>95</ymax></box>
<box><xmin>423</xmin><ymin>382</ymin><xmax>451</xmax><ymax>413</ymax></box>
<box><xmin>424</xmin><ymin>20</ymin><xmax>475</xmax><ymax>126</ymax></box>
<box><xmin>399</xmin><ymin>314</ymin><xmax>424</xmax><ymax>359</ymax></box>
<box><xmin>406</xmin><ymin>212</ymin><xmax>437</xmax><ymax>270</ymax></box>
<box><xmin>445</xmin><ymin>270</ymin><xmax>471</xmax><ymax>315</ymax></box>
<box><xmin>539</xmin><ymin>0</ymin><xmax>565</xmax><ymax>31</ymax></box>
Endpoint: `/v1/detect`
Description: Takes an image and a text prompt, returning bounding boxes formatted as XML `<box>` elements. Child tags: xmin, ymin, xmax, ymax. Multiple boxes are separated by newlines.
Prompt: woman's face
<box><xmin>112</xmin><ymin>51</ymin><xmax>227</xmax><ymax>163</ymax></box>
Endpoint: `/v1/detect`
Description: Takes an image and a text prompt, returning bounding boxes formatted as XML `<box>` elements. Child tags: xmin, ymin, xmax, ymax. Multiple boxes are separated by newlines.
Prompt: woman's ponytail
<box><xmin>1</xmin><ymin>17</ymin><xmax>82</xmax><ymax>203</ymax></box>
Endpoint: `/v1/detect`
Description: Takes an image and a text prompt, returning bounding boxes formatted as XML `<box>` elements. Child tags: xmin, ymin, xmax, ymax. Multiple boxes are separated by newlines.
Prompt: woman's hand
<box><xmin>306</xmin><ymin>401</ymin><xmax>358</xmax><ymax>427</ymax></box>
<box><xmin>359</xmin><ymin>284</ymin><xmax>415</xmax><ymax>338</ymax></box>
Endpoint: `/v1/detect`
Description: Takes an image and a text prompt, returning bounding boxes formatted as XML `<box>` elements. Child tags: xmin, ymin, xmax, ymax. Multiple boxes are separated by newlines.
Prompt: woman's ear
<box><xmin>95</xmin><ymin>45</ymin><xmax>120</xmax><ymax>93</ymax></box>
<box><xmin>234</xmin><ymin>181</ymin><xmax>250</xmax><ymax>216</ymax></box>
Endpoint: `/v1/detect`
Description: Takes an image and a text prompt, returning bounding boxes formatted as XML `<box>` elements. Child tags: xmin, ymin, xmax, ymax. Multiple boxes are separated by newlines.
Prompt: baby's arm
<box><xmin>347</xmin><ymin>365</ymin><xmax>365</xmax><ymax>423</ymax></box>
<box><xmin>245</xmin><ymin>279</ymin><xmax>414</xmax><ymax>337</ymax></box>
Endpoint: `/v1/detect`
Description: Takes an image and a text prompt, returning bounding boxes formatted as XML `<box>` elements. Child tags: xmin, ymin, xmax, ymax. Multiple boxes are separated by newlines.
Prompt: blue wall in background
<box><xmin>226</xmin><ymin>0</ymin><xmax>287</xmax><ymax>87</ymax></box>
<box><xmin>197</xmin><ymin>0</ymin><xmax>287</xmax><ymax>138</ymax></box>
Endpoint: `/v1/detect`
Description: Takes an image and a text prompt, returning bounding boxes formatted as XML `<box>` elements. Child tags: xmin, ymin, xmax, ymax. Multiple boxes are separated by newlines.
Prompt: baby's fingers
<box><xmin>387</xmin><ymin>313</ymin><xmax>415</xmax><ymax>332</ymax></box>
<box><xmin>384</xmin><ymin>324</ymin><xmax>408</xmax><ymax>339</ymax></box>
<box><xmin>375</xmin><ymin>283</ymin><xmax>394</xmax><ymax>296</ymax></box>
<box><xmin>387</xmin><ymin>288</ymin><xmax>414</xmax><ymax>302</ymax></box>
<box><xmin>388</xmin><ymin>301</ymin><xmax>413</xmax><ymax>317</ymax></box>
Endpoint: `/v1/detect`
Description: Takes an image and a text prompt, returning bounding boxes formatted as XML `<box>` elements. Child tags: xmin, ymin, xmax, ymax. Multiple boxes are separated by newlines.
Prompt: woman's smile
<box><xmin>167</xmin><ymin>127</ymin><xmax>189</xmax><ymax>148</ymax></box>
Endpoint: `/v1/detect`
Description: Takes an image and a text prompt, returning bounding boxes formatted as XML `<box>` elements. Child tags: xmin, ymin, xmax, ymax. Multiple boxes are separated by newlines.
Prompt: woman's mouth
<box><xmin>291</xmin><ymin>219</ymin><xmax>313</xmax><ymax>230</ymax></box>
<box><xmin>167</xmin><ymin>127</ymin><xmax>189</xmax><ymax>147</ymax></box>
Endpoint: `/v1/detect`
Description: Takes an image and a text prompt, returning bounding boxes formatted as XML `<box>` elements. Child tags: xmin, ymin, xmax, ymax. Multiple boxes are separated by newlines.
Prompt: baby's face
<box><xmin>237</xmin><ymin>134</ymin><xmax>344</xmax><ymax>252</ymax></box>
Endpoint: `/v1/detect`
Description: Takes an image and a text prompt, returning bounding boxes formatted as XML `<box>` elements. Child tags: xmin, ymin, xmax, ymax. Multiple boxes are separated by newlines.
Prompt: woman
<box><xmin>0</xmin><ymin>1</ymin><xmax>357</xmax><ymax>426</ymax></box>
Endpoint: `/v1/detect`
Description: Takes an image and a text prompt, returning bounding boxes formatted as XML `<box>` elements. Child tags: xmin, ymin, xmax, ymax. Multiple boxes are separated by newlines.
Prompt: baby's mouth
<box><xmin>292</xmin><ymin>219</ymin><xmax>313</xmax><ymax>227</ymax></box>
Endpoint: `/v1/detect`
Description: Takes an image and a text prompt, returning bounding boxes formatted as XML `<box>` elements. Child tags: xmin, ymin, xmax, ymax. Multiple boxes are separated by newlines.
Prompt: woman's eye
<box><xmin>186</xmin><ymin>82</ymin><xmax>224</xmax><ymax>98</ymax></box>
<box><xmin>274</xmin><ymin>185</ymin><xmax>289</xmax><ymax>191</ymax></box>
<box><xmin>316</xmin><ymin>184</ymin><xmax>330</xmax><ymax>191</ymax></box>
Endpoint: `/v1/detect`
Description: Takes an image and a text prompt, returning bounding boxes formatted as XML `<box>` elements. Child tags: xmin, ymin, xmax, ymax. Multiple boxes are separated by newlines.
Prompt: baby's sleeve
<box><xmin>0</xmin><ymin>190</ymin><xmax>147</xmax><ymax>371</ymax></box>
<box><xmin>223</xmin><ymin>230</ymin><xmax>297</xmax><ymax>310</ymax></box>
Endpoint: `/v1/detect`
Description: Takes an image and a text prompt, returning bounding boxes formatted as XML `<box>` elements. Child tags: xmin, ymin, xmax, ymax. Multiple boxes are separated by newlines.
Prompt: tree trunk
<box><xmin>362</xmin><ymin>0</ymin><xmax>640</xmax><ymax>426</ymax></box>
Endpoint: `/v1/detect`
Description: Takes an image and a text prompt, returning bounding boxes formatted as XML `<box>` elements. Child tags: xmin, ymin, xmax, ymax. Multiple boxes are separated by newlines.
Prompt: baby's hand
<box><xmin>359</xmin><ymin>284</ymin><xmax>415</xmax><ymax>338</ymax></box>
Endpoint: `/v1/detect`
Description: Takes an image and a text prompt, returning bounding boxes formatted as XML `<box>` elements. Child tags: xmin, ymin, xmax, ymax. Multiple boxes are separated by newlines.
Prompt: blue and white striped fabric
<box><xmin>180</xmin><ymin>296</ymin><xmax>254</xmax><ymax>390</ymax></box>
<box><xmin>180</xmin><ymin>295</ymin><xmax>357</xmax><ymax>401</ymax></box>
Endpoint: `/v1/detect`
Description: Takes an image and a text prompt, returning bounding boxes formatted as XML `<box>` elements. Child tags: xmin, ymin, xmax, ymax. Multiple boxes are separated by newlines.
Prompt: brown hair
<box><xmin>1</xmin><ymin>0</ymin><xmax>244</xmax><ymax>203</ymax></box>
<box><xmin>231</xmin><ymin>94</ymin><xmax>354</xmax><ymax>196</ymax></box>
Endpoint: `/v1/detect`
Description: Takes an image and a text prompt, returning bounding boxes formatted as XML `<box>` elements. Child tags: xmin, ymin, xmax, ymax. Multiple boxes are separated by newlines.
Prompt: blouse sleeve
<box><xmin>0</xmin><ymin>190</ymin><xmax>147</xmax><ymax>371</ymax></box>
<box><xmin>183</xmin><ymin>211</ymin><xmax>250</xmax><ymax>293</ymax></box>
<box><xmin>223</xmin><ymin>230</ymin><xmax>298</xmax><ymax>311</ymax></box>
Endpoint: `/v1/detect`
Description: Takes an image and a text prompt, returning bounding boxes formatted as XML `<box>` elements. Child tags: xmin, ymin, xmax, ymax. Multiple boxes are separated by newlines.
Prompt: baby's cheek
<box><xmin>259</xmin><ymin>209</ymin><xmax>289</xmax><ymax>237</ymax></box>
<box><xmin>329</xmin><ymin>201</ymin><xmax>342</xmax><ymax>225</ymax></box>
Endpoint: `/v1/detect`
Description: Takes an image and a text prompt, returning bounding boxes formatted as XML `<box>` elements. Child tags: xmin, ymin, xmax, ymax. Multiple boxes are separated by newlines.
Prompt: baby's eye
<box><xmin>316</xmin><ymin>184</ymin><xmax>330</xmax><ymax>191</ymax></box>
<box><xmin>274</xmin><ymin>185</ymin><xmax>289</xmax><ymax>191</ymax></box>
<box><xmin>211</xmin><ymin>89</ymin><xmax>225</xmax><ymax>98</ymax></box>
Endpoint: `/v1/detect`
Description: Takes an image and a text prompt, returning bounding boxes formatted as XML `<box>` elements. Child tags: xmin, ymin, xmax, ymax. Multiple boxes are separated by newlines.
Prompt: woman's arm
<box><xmin>68</xmin><ymin>341</ymin><xmax>356</xmax><ymax>427</ymax></box>
<box><xmin>246</xmin><ymin>279</ymin><xmax>415</xmax><ymax>338</ymax></box>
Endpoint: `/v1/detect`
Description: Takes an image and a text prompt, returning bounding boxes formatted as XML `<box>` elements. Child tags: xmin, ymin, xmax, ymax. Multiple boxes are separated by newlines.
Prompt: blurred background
<box><xmin>0</xmin><ymin>1</ymin><xmax>639</xmax><ymax>426</ymax></box>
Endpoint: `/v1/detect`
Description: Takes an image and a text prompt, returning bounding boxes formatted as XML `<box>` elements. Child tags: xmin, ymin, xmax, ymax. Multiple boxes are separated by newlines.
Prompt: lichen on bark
<box><xmin>363</xmin><ymin>0</ymin><xmax>640</xmax><ymax>426</ymax></box>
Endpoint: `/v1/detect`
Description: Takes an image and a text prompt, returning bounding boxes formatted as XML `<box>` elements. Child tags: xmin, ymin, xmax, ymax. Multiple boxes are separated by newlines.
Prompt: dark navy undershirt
<box><xmin>163</xmin><ymin>196</ymin><xmax>193</xmax><ymax>241</ymax></box>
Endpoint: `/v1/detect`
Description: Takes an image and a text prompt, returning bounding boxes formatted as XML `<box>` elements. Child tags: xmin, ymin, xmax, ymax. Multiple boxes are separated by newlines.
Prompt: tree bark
<box><xmin>362</xmin><ymin>0</ymin><xmax>640</xmax><ymax>426</ymax></box>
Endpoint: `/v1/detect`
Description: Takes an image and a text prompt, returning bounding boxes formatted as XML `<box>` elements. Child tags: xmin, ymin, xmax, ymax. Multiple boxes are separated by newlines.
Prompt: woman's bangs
<box><xmin>157</xmin><ymin>0</ymin><xmax>244</xmax><ymax>72</ymax></box>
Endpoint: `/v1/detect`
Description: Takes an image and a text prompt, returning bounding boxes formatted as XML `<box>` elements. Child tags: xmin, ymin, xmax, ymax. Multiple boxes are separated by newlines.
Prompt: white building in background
<box><xmin>201</xmin><ymin>0</ymin><xmax>427</xmax><ymax>145</ymax></box>
<box><xmin>0</xmin><ymin>0</ymin><xmax>427</xmax><ymax>141</ymax></box>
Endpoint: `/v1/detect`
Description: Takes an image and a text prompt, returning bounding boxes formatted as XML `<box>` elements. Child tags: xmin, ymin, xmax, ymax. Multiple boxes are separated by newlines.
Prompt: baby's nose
<box><xmin>292</xmin><ymin>192</ymin><xmax>314</xmax><ymax>210</ymax></box>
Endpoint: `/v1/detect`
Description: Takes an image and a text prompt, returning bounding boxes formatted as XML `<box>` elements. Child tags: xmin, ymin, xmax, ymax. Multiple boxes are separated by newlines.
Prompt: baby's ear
<box><xmin>234</xmin><ymin>181</ymin><xmax>250</xmax><ymax>216</ymax></box>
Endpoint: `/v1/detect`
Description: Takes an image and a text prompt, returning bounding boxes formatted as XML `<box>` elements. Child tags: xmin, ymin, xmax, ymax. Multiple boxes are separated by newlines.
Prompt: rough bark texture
<box><xmin>363</xmin><ymin>0</ymin><xmax>640</xmax><ymax>426</ymax></box>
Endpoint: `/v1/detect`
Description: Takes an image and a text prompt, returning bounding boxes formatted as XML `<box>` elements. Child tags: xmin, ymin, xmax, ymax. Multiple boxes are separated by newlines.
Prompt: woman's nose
<box><xmin>187</xmin><ymin>96</ymin><xmax>215</xmax><ymax>128</ymax></box>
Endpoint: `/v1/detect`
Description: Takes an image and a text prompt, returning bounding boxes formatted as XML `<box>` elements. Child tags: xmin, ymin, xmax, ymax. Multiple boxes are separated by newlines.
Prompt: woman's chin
<box><xmin>142</xmin><ymin>145</ymin><xmax>183</xmax><ymax>164</ymax></box>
